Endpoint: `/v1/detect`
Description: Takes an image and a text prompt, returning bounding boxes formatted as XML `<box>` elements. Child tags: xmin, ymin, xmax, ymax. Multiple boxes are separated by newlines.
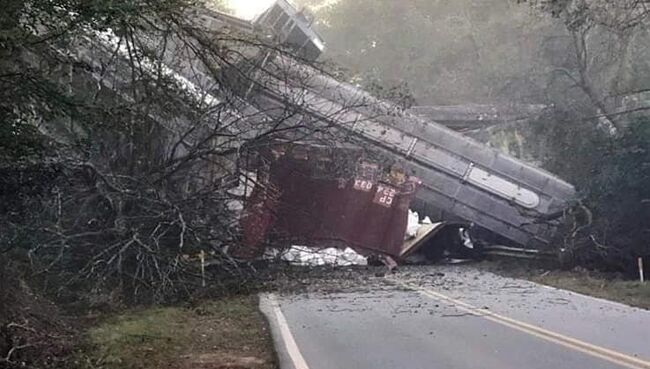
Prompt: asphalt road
<box><xmin>260</xmin><ymin>266</ymin><xmax>650</xmax><ymax>369</ymax></box>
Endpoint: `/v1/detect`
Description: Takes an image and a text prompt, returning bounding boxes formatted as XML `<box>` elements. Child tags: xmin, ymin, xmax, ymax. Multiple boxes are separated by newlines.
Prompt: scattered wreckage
<box><xmin>232</xmin><ymin>140</ymin><xmax>565</xmax><ymax>267</ymax></box>
<box><xmin>210</xmin><ymin>1</ymin><xmax>578</xmax><ymax>265</ymax></box>
<box><xmin>204</xmin><ymin>1</ymin><xmax>578</xmax><ymax>266</ymax></box>
<box><xmin>52</xmin><ymin>0</ymin><xmax>578</xmax><ymax>266</ymax></box>
<box><xmin>237</xmin><ymin>141</ymin><xmax>423</xmax><ymax>264</ymax></box>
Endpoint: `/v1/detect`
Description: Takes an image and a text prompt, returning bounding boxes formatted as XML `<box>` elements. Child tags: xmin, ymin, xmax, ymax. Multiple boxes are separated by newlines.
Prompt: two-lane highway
<box><xmin>261</xmin><ymin>266</ymin><xmax>650</xmax><ymax>369</ymax></box>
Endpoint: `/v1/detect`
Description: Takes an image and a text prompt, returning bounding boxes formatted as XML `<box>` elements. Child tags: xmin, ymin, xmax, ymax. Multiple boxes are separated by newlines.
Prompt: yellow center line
<box><xmin>395</xmin><ymin>281</ymin><xmax>650</xmax><ymax>369</ymax></box>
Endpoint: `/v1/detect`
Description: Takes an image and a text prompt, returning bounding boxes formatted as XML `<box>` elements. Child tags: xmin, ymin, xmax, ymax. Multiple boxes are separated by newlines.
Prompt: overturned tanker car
<box><xmin>235</xmin><ymin>135</ymin><xmax>576</xmax><ymax>263</ymax></box>
<box><xmin>236</xmin><ymin>61</ymin><xmax>578</xmax><ymax>260</ymax></box>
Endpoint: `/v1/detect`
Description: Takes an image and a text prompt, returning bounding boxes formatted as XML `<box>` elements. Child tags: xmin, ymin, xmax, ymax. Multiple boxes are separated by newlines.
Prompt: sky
<box><xmin>227</xmin><ymin>0</ymin><xmax>276</xmax><ymax>20</ymax></box>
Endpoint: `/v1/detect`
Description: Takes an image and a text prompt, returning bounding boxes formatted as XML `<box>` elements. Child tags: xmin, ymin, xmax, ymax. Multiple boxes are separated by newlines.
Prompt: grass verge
<box><xmin>76</xmin><ymin>295</ymin><xmax>277</xmax><ymax>369</ymax></box>
<box><xmin>480</xmin><ymin>260</ymin><xmax>650</xmax><ymax>310</ymax></box>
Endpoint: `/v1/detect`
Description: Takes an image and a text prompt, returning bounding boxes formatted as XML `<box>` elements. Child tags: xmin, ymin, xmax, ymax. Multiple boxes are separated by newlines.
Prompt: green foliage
<box><xmin>534</xmin><ymin>113</ymin><xmax>650</xmax><ymax>272</ymax></box>
<box><xmin>82</xmin><ymin>296</ymin><xmax>274</xmax><ymax>369</ymax></box>
<box><xmin>88</xmin><ymin>307</ymin><xmax>188</xmax><ymax>369</ymax></box>
<box><xmin>584</xmin><ymin>119</ymin><xmax>650</xmax><ymax>265</ymax></box>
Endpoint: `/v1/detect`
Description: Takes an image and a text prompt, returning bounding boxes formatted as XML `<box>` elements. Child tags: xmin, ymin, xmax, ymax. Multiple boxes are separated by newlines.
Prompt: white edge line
<box><xmin>260</xmin><ymin>294</ymin><xmax>310</xmax><ymax>369</ymax></box>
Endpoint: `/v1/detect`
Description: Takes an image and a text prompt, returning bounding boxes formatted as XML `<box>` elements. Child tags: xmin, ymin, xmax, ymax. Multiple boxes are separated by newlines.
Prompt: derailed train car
<box><xmin>223</xmin><ymin>1</ymin><xmax>578</xmax><ymax>253</ymax></box>
<box><xmin>239</xmin><ymin>53</ymin><xmax>577</xmax><ymax>253</ymax></box>
<box><xmin>238</xmin><ymin>141</ymin><xmax>423</xmax><ymax>259</ymax></box>
<box><xmin>49</xmin><ymin>0</ymin><xmax>577</xmax><ymax>263</ymax></box>
<box><xmin>151</xmin><ymin>1</ymin><xmax>580</xmax><ymax>256</ymax></box>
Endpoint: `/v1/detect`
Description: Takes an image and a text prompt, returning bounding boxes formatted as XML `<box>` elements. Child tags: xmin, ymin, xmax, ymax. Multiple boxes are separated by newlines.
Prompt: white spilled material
<box><xmin>405</xmin><ymin>209</ymin><xmax>421</xmax><ymax>239</ymax></box>
<box><xmin>266</xmin><ymin>246</ymin><xmax>368</xmax><ymax>266</ymax></box>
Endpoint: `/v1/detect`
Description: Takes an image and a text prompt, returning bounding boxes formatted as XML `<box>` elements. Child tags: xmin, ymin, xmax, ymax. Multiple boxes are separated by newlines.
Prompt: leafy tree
<box><xmin>523</xmin><ymin>0</ymin><xmax>650</xmax><ymax>131</ymax></box>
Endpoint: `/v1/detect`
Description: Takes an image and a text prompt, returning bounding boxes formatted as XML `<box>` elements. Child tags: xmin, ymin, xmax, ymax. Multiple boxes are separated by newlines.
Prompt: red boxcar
<box><xmin>239</xmin><ymin>142</ymin><xmax>421</xmax><ymax>258</ymax></box>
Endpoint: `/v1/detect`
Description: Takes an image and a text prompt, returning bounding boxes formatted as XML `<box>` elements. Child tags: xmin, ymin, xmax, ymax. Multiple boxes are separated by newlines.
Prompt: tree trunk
<box><xmin>572</xmin><ymin>30</ymin><xmax>623</xmax><ymax>134</ymax></box>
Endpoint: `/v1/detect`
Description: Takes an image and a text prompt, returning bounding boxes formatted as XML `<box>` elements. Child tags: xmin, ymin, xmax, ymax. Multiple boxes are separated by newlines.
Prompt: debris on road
<box><xmin>265</xmin><ymin>246</ymin><xmax>368</xmax><ymax>267</ymax></box>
